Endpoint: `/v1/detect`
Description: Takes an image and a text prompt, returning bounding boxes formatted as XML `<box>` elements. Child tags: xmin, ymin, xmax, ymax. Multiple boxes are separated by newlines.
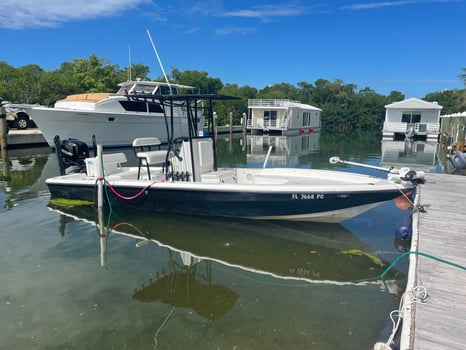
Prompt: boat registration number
<box><xmin>291</xmin><ymin>193</ymin><xmax>324</xmax><ymax>200</ymax></box>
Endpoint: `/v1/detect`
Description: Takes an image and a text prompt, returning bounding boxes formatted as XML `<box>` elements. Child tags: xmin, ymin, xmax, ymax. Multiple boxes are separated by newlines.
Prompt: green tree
<box><xmin>122</xmin><ymin>63</ymin><xmax>151</xmax><ymax>82</ymax></box>
<box><xmin>8</xmin><ymin>64</ymin><xmax>46</xmax><ymax>103</ymax></box>
<box><xmin>169</xmin><ymin>68</ymin><xmax>223</xmax><ymax>93</ymax></box>
<box><xmin>0</xmin><ymin>61</ymin><xmax>17</xmax><ymax>101</ymax></box>
<box><xmin>386</xmin><ymin>91</ymin><xmax>405</xmax><ymax>103</ymax></box>
<box><xmin>424</xmin><ymin>90</ymin><xmax>465</xmax><ymax>114</ymax></box>
<box><xmin>216</xmin><ymin>84</ymin><xmax>257</xmax><ymax>125</ymax></box>
<box><xmin>256</xmin><ymin>83</ymin><xmax>299</xmax><ymax>100</ymax></box>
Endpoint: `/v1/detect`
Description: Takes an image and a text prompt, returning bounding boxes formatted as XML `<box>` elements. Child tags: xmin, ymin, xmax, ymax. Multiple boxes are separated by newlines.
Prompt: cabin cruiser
<box><xmin>20</xmin><ymin>80</ymin><xmax>204</xmax><ymax>148</ymax></box>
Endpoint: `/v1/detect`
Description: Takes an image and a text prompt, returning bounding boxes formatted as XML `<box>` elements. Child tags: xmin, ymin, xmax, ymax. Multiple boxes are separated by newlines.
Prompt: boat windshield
<box><xmin>154</xmin><ymin>85</ymin><xmax>177</xmax><ymax>95</ymax></box>
<box><xmin>117</xmin><ymin>83</ymin><xmax>178</xmax><ymax>95</ymax></box>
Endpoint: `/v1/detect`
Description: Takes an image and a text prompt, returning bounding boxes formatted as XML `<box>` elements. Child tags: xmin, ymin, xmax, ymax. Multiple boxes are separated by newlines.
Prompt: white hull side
<box><xmin>248</xmin><ymin>202</ymin><xmax>383</xmax><ymax>223</ymax></box>
<box><xmin>29</xmin><ymin>107</ymin><xmax>202</xmax><ymax>147</ymax></box>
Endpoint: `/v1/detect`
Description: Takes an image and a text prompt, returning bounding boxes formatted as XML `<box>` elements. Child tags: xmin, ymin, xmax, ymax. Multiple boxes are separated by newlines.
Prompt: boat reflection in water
<box><xmin>246</xmin><ymin>133</ymin><xmax>320</xmax><ymax>166</ymax></box>
<box><xmin>0</xmin><ymin>147</ymin><xmax>55</xmax><ymax>209</ymax></box>
<box><xmin>49</xmin><ymin>203</ymin><xmax>403</xmax><ymax>319</ymax></box>
<box><xmin>381</xmin><ymin>139</ymin><xmax>438</xmax><ymax>172</ymax></box>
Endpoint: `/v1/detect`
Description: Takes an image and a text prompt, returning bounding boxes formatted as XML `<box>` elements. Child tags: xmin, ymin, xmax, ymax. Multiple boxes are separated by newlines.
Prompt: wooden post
<box><xmin>0</xmin><ymin>104</ymin><xmax>10</xmax><ymax>181</ymax></box>
<box><xmin>1</xmin><ymin>140</ymin><xmax>11</xmax><ymax>181</ymax></box>
<box><xmin>229</xmin><ymin>112</ymin><xmax>233</xmax><ymax>135</ymax></box>
<box><xmin>242</xmin><ymin>112</ymin><xmax>246</xmax><ymax>135</ymax></box>
<box><xmin>0</xmin><ymin>104</ymin><xmax>8</xmax><ymax>150</ymax></box>
<box><xmin>1</xmin><ymin>104</ymin><xmax>11</xmax><ymax>180</ymax></box>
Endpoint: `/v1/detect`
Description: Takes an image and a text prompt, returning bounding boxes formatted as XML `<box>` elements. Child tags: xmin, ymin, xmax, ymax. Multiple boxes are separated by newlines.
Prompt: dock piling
<box><xmin>0</xmin><ymin>104</ymin><xmax>8</xmax><ymax>150</ymax></box>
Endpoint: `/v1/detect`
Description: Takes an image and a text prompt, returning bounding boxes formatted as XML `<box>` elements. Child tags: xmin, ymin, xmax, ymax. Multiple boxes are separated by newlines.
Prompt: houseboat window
<box><xmin>303</xmin><ymin>112</ymin><xmax>310</xmax><ymax>126</ymax></box>
<box><xmin>264</xmin><ymin>111</ymin><xmax>277</xmax><ymax>127</ymax></box>
<box><xmin>402</xmin><ymin>112</ymin><xmax>421</xmax><ymax>123</ymax></box>
<box><xmin>264</xmin><ymin>111</ymin><xmax>277</xmax><ymax>119</ymax></box>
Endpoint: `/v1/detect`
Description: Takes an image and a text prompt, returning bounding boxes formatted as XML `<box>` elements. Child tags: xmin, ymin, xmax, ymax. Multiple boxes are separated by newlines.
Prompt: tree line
<box><xmin>1</xmin><ymin>55</ymin><xmax>464</xmax><ymax>130</ymax></box>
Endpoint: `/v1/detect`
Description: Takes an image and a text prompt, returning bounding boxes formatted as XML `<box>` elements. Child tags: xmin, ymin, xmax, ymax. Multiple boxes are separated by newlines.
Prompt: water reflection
<box><xmin>132</xmin><ymin>250</ymin><xmax>239</xmax><ymax>320</ymax></box>
<box><xmin>380</xmin><ymin>140</ymin><xmax>438</xmax><ymax>172</ymax></box>
<box><xmin>0</xmin><ymin>147</ymin><xmax>54</xmax><ymax>209</ymax></box>
<box><xmin>246</xmin><ymin>133</ymin><xmax>320</xmax><ymax>166</ymax></box>
<box><xmin>50</xmin><ymin>204</ymin><xmax>403</xmax><ymax>291</ymax></box>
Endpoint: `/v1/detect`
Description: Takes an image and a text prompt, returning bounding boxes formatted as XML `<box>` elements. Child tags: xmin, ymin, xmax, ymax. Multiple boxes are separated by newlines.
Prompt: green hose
<box><xmin>353</xmin><ymin>250</ymin><xmax>466</xmax><ymax>283</ymax></box>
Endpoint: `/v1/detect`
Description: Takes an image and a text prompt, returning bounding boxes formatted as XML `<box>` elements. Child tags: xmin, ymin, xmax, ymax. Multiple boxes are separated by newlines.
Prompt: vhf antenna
<box><xmin>146</xmin><ymin>29</ymin><xmax>172</xmax><ymax>95</ymax></box>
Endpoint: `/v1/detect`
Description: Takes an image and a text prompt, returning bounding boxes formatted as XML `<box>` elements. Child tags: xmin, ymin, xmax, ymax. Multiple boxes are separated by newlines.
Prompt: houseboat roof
<box><xmin>441</xmin><ymin>111</ymin><xmax>466</xmax><ymax>118</ymax></box>
<box><xmin>385</xmin><ymin>98</ymin><xmax>443</xmax><ymax>110</ymax></box>
<box><xmin>248</xmin><ymin>99</ymin><xmax>321</xmax><ymax>111</ymax></box>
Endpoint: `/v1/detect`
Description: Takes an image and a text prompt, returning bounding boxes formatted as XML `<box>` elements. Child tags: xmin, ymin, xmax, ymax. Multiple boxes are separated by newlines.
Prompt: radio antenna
<box><xmin>128</xmin><ymin>44</ymin><xmax>132</xmax><ymax>81</ymax></box>
<box><xmin>146</xmin><ymin>29</ymin><xmax>172</xmax><ymax>94</ymax></box>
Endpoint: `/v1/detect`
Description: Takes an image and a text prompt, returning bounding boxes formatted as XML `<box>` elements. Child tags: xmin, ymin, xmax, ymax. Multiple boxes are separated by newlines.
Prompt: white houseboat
<box><xmin>382</xmin><ymin>98</ymin><xmax>442</xmax><ymax>141</ymax></box>
<box><xmin>247</xmin><ymin>99</ymin><xmax>321</xmax><ymax>135</ymax></box>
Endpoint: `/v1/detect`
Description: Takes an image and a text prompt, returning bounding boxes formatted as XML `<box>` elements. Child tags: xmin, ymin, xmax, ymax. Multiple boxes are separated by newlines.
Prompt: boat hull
<box><xmin>46</xmin><ymin>177</ymin><xmax>412</xmax><ymax>223</ymax></box>
<box><xmin>29</xmin><ymin>107</ymin><xmax>203</xmax><ymax>148</ymax></box>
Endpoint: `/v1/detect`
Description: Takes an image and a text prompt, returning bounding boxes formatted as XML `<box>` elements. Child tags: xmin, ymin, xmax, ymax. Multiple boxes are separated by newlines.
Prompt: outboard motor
<box><xmin>54</xmin><ymin>135</ymin><xmax>89</xmax><ymax>175</ymax></box>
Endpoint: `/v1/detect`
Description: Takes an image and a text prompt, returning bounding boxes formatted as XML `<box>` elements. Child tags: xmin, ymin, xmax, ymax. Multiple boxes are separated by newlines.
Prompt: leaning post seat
<box><xmin>132</xmin><ymin>137</ymin><xmax>167</xmax><ymax>180</ymax></box>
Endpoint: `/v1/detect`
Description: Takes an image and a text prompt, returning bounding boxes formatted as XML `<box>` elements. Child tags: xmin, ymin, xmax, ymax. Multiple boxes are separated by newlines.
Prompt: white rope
<box><xmin>374</xmin><ymin>285</ymin><xmax>429</xmax><ymax>350</ymax></box>
<box><xmin>153</xmin><ymin>308</ymin><xmax>175</xmax><ymax>350</ymax></box>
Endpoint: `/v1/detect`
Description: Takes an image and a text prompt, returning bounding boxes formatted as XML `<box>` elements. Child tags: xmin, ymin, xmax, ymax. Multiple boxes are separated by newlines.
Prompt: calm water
<box><xmin>1</xmin><ymin>132</ymin><xmax>445</xmax><ymax>349</ymax></box>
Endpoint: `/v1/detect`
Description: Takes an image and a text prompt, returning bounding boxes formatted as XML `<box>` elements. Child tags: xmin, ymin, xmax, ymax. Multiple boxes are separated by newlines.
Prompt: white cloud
<box><xmin>220</xmin><ymin>2</ymin><xmax>311</xmax><ymax>20</ymax></box>
<box><xmin>215</xmin><ymin>26</ymin><xmax>256</xmax><ymax>36</ymax></box>
<box><xmin>341</xmin><ymin>0</ymin><xmax>462</xmax><ymax>10</ymax></box>
<box><xmin>380</xmin><ymin>78</ymin><xmax>460</xmax><ymax>83</ymax></box>
<box><xmin>0</xmin><ymin>0</ymin><xmax>151</xmax><ymax>29</ymax></box>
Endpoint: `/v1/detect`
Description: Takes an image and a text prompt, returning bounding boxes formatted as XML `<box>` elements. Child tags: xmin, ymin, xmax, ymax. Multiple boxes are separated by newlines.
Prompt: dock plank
<box><xmin>401</xmin><ymin>173</ymin><xmax>466</xmax><ymax>350</ymax></box>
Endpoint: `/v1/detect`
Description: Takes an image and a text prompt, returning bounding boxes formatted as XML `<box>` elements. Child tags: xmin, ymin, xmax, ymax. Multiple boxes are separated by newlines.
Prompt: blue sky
<box><xmin>0</xmin><ymin>0</ymin><xmax>465</xmax><ymax>98</ymax></box>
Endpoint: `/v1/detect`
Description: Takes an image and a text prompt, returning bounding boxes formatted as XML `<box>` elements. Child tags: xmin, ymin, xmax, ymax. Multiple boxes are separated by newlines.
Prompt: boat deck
<box><xmin>401</xmin><ymin>173</ymin><xmax>466</xmax><ymax>349</ymax></box>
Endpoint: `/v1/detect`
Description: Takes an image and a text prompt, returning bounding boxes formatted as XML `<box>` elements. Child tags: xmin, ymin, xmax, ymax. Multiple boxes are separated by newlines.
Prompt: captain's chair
<box><xmin>132</xmin><ymin>137</ymin><xmax>166</xmax><ymax>180</ymax></box>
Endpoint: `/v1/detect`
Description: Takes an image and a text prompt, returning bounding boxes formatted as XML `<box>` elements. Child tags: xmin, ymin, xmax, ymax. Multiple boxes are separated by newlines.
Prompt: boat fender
<box><xmin>395</xmin><ymin>225</ymin><xmax>411</xmax><ymax>240</ymax></box>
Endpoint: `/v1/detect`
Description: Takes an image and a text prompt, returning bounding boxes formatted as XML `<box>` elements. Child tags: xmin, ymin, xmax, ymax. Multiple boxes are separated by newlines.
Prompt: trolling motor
<box><xmin>329</xmin><ymin>156</ymin><xmax>426</xmax><ymax>185</ymax></box>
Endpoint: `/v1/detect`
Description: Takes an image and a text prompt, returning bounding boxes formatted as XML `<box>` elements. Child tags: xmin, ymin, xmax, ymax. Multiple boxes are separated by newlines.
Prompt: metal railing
<box><xmin>248</xmin><ymin>99</ymin><xmax>290</xmax><ymax>107</ymax></box>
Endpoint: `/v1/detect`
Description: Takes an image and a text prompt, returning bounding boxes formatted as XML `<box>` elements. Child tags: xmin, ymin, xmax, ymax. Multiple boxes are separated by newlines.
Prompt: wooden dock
<box><xmin>0</xmin><ymin>127</ymin><xmax>244</xmax><ymax>149</ymax></box>
<box><xmin>401</xmin><ymin>173</ymin><xmax>466</xmax><ymax>349</ymax></box>
<box><xmin>0</xmin><ymin>129</ymin><xmax>48</xmax><ymax>149</ymax></box>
